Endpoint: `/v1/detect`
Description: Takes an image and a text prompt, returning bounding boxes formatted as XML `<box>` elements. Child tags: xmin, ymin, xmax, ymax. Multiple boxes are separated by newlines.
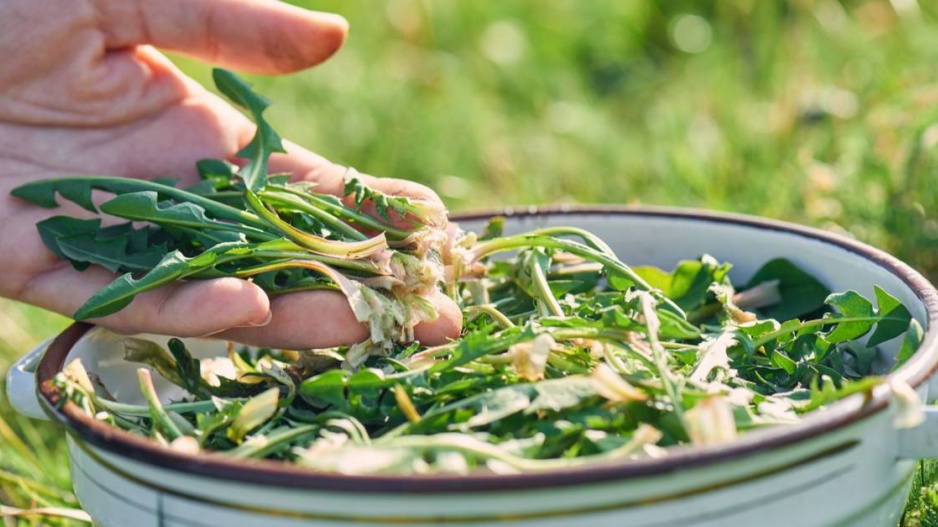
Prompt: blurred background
<box><xmin>2</xmin><ymin>0</ymin><xmax>938</xmax><ymax>523</ymax></box>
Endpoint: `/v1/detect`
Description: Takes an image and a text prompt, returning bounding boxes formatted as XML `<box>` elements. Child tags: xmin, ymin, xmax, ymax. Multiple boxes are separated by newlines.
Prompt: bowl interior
<box><xmin>68</xmin><ymin>330</ymin><xmax>227</xmax><ymax>406</ymax></box>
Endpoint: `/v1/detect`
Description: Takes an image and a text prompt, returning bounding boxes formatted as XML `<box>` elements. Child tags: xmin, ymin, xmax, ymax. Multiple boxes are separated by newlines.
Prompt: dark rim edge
<box><xmin>36</xmin><ymin>205</ymin><xmax>938</xmax><ymax>494</ymax></box>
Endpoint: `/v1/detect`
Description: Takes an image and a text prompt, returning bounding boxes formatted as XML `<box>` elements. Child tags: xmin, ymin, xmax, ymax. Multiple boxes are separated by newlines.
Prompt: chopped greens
<box><xmin>17</xmin><ymin>71</ymin><xmax>923</xmax><ymax>475</ymax></box>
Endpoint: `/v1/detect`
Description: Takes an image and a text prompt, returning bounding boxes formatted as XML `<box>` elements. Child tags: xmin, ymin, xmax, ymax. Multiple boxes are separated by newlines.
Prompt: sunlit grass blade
<box><xmin>0</xmin><ymin>504</ymin><xmax>92</xmax><ymax>523</ymax></box>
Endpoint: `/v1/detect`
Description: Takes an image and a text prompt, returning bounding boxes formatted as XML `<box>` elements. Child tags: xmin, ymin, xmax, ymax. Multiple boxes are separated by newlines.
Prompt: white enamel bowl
<box><xmin>8</xmin><ymin>207</ymin><xmax>938</xmax><ymax>527</ymax></box>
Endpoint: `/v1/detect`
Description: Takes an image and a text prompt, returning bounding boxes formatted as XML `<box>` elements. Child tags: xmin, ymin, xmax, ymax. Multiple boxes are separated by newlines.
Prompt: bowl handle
<box><xmin>5</xmin><ymin>337</ymin><xmax>53</xmax><ymax>420</ymax></box>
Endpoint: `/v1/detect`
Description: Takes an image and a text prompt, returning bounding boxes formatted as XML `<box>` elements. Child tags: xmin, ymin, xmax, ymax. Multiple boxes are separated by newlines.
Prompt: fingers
<box><xmin>19</xmin><ymin>264</ymin><xmax>271</xmax><ymax>337</ymax></box>
<box><xmin>218</xmin><ymin>290</ymin><xmax>367</xmax><ymax>348</ymax></box>
<box><xmin>97</xmin><ymin>0</ymin><xmax>348</xmax><ymax>74</ymax></box>
<box><xmin>266</xmin><ymin>140</ymin><xmax>350</xmax><ymax>195</ymax></box>
<box><xmin>19</xmin><ymin>259</ymin><xmax>461</xmax><ymax>349</ymax></box>
<box><xmin>269</xmin><ymin>140</ymin><xmax>445</xmax><ymax>202</ymax></box>
<box><xmin>413</xmin><ymin>291</ymin><xmax>463</xmax><ymax>345</ymax></box>
<box><xmin>217</xmin><ymin>289</ymin><xmax>462</xmax><ymax>349</ymax></box>
<box><xmin>267</xmin><ymin>140</ymin><xmax>448</xmax><ymax>231</ymax></box>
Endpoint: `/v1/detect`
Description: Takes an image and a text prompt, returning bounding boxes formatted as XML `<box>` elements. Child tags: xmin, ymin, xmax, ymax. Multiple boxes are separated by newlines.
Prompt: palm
<box><xmin>0</xmin><ymin>0</ymin><xmax>460</xmax><ymax>347</ymax></box>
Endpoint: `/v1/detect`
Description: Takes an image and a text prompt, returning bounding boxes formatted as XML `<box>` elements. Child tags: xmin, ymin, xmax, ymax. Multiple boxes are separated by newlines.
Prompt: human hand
<box><xmin>0</xmin><ymin>0</ymin><xmax>461</xmax><ymax>348</ymax></box>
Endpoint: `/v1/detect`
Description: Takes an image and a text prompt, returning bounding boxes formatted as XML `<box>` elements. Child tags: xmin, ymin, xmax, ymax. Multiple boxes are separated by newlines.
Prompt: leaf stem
<box><xmin>227</xmin><ymin>424</ymin><xmax>320</xmax><ymax>459</ymax></box>
<box><xmin>234</xmin><ymin>250</ymin><xmax>386</xmax><ymax>276</ymax></box>
<box><xmin>529</xmin><ymin>252</ymin><xmax>565</xmax><ymax>318</ymax></box>
<box><xmin>469</xmin><ymin>233</ymin><xmax>684</xmax><ymax>316</ymax></box>
<box><xmin>256</xmin><ymin>190</ymin><xmax>367</xmax><ymax>241</ymax></box>
<box><xmin>639</xmin><ymin>293</ymin><xmax>687</xmax><ymax>433</ymax></box>
<box><xmin>137</xmin><ymin>369</ymin><xmax>184</xmax><ymax>441</ymax></box>
<box><xmin>267</xmin><ymin>185</ymin><xmax>416</xmax><ymax>239</ymax></box>
<box><xmin>244</xmin><ymin>190</ymin><xmax>389</xmax><ymax>259</ymax></box>
<box><xmin>464</xmin><ymin>305</ymin><xmax>516</xmax><ymax>329</ymax></box>
<box><xmin>96</xmin><ymin>398</ymin><xmax>220</xmax><ymax>417</ymax></box>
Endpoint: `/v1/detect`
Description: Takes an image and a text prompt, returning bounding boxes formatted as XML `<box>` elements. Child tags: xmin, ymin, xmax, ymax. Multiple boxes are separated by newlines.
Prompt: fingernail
<box><xmin>248</xmin><ymin>311</ymin><xmax>273</xmax><ymax>327</ymax></box>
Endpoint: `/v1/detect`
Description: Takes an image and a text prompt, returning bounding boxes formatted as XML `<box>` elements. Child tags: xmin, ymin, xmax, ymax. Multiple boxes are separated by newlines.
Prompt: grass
<box><xmin>2</xmin><ymin>0</ymin><xmax>938</xmax><ymax>524</ymax></box>
<box><xmin>0</xmin><ymin>302</ymin><xmax>79</xmax><ymax>525</ymax></box>
<box><xmin>904</xmin><ymin>462</ymin><xmax>938</xmax><ymax>527</ymax></box>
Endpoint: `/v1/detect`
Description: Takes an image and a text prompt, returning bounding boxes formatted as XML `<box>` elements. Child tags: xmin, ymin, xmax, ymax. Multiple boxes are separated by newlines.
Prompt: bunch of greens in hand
<box><xmin>13</xmin><ymin>70</ymin><xmax>448</xmax><ymax>357</ymax></box>
<box><xmin>19</xmin><ymin>71</ymin><xmax>924</xmax><ymax>475</ymax></box>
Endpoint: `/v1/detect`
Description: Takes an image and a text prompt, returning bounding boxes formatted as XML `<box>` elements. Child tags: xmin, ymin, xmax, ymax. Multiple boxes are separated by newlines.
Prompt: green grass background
<box><xmin>2</xmin><ymin>0</ymin><xmax>938</xmax><ymax>524</ymax></box>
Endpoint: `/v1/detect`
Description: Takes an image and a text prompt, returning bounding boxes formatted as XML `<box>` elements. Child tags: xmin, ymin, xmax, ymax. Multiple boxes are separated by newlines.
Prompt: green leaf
<box><xmin>481</xmin><ymin>217</ymin><xmax>504</xmax><ymax>240</ymax></box>
<box><xmin>605</xmin><ymin>269</ymin><xmax>635</xmax><ymax>291</ymax></box>
<box><xmin>196</xmin><ymin>158</ymin><xmax>237</xmax><ymax>180</ymax></box>
<box><xmin>656</xmin><ymin>309</ymin><xmax>702</xmax><ymax>340</ymax></box>
<box><xmin>843</xmin><ymin>342</ymin><xmax>877</xmax><ymax>377</ymax></box>
<box><xmin>300</xmin><ymin>370</ymin><xmax>349</xmax><ymax>407</ymax></box>
<box><xmin>547</xmin><ymin>279</ymin><xmax>595</xmax><ymax>298</ymax></box>
<box><xmin>196</xmin><ymin>408</ymin><xmax>236</xmax><ymax>445</ymax></box>
<box><xmin>101</xmin><ymin>192</ymin><xmax>247</xmax><ymax>233</ymax></box>
<box><xmin>894</xmin><ymin>318</ymin><xmax>924</xmax><ymax>370</ymax></box>
<box><xmin>212</xmin><ymin>69</ymin><xmax>271</xmax><ymax>119</ymax></box>
<box><xmin>101</xmin><ymin>191</ymin><xmax>259</xmax><ymax>246</ymax></box>
<box><xmin>163</xmin><ymin>225</ymin><xmax>248</xmax><ymax>247</ymax></box>
<box><xmin>825</xmin><ymin>291</ymin><xmax>875</xmax><ymax>343</ymax></box>
<box><xmin>229</xmin><ymin>387</ymin><xmax>280</xmax><ymax>443</ymax></box>
<box><xmin>12</xmin><ymin>176</ymin><xmax>271</xmax><ymax>230</ymax></box>
<box><xmin>167</xmin><ymin>338</ymin><xmax>210</xmax><ymax>399</ymax></box>
<box><xmin>770</xmin><ymin>350</ymin><xmax>797</xmax><ymax>375</ymax></box>
<box><xmin>268</xmin><ymin>174</ymin><xmax>292</xmax><ymax>186</ymax></box>
<box><xmin>343</xmin><ymin>176</ymin><xmax>423</xmax><ymax>224</ymax></box>
<box><xmin>102</xmin><ymin>222</ymin><xmax>154</xmax><ymax>253</ymax></box>
<box><xmin>430</xmin><ymin>326</ymin><xmax>533</xmax><ymax>373</ymax></box>
<box><xmin>788</xmin><ymin>333</ymin><xmax>830</xmax><ymax>362</ymax></box>
<box><xmin>668</xmin><ymin>256</ymin><xmax>730</xmax><ymax>311</ymax></box>
<box><xmin>418</xmin><ymin>377</ymin><xmax>599</xmax><ymax>432</ymax></box>
<box><xmin>73</xmin><ymin>249</ymin><xmax>221</xmax><ymax>320</ymax></box>
<box><xmin>632</xmin><ymin>266</ymin><xmax>673</xmax><ymax>296</ymax></box>
<box><xmin>56</xmin><ymin>232</ymin><xmax>166</xmax><ymax>273</ymax></box>
<box><xmin>525</xmin><ymin>377</ymin><xmax>598</xmax><ymax>414</ymax></box>
<box><xmin>212</xmin><ymin>69</ymin><xmax>285</xmax><ymax>193</ymax></box>
<box><xmin>38</xmin><ymin>216</ymin><xmax>168</xmax><ymax>273</ymax></box>
<box><xmin>459</xmin><ymin>387</ymin><xmax>531</xmax><ymax>429</ymax></box>
<box><xmin>346</xmin><ymin>369</ymin><xmax>389</xmax><ymax>410</ymax></box>
<box><xmin>266</xmin><ymin>183</ymin><xmax>416</xmax><ymax>240</ymax></box>
<box><xmin>799</xmin><ymin>376</ymin><xmax>881</xmax><ymax>413</ymax></box>
<box><xmin>185</xmin><ymin>179</ymin><xmax>224</xmax><ymax>197</ymax></box>
<box><xmin>35</xmin><ymin>216</ymin><xmax>101</xmax><ymax>269</ymax></box>
<box><xmin>746</xmin><ymin>258</ymin><xmax>830</xmax><ymax>320</ymax></box>
<box><xmin>347</xmin><ymin>369</ymin><xmax>388</xmax><ymax>392</ymax></box>
<box><xmin>122</xmin><ymin>338</ymin><xmax>184</xmax><ymax>388</ymax></box>
<box><xmin>867</xmin><ymin>286</ymin><xmax>912</xmax><ymax>347</ymax></box>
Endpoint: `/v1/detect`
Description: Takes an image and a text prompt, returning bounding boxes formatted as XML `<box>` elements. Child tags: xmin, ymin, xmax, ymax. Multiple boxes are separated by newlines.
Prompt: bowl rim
<box><xmin>36</xmin><ymin>205</ymin><xmax>938</xmax><ymax>493</ymax></box>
